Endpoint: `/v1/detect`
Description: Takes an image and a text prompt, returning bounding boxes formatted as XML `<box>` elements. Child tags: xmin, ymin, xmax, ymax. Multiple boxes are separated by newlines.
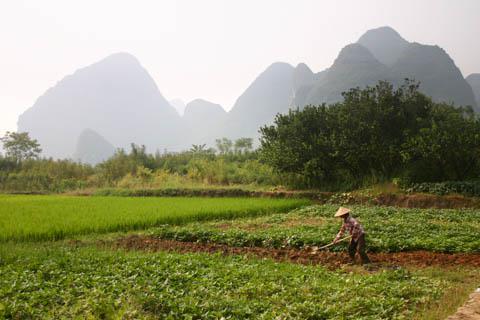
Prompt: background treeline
<box><xmin>260</xmin><ymin>80</ymin><xmax>480</xmax><ymax>189</ymax></box>
<box><xmin>0</xmin><ymin>140</ymin><xmax>281</xmax><ymax>193</ymax></box>
<box><xmin>2</xmin><ymin>80</ymin><xmax>480</xmax><ymax>193</ymax></box>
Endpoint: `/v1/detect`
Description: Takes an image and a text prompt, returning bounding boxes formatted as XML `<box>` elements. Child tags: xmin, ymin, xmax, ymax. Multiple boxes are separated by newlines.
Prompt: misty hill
<box><xmin>391</xmin><ymin>43</ymin><xmax>477</xmax><ymax>108</ymax></box>
<box><xmin>224</xmin><ymin>26</ymin><xmax>477</xmax><ymax>144</ymax></box>
<box><xmin>17</xmin><ymin>52</ymin><xmax>181</xmax><ymax>158</ymax></box>
<box><xmin>170</xmin><ymin>99</ymin><xmax>186</xmax><ymax>116</ymax></box>
<box><xmin>18</xmin><ymin>26</ymin><xmax>479</xmax><ymax>158</ymax></box>
<box><xmin>290</xmin><ymin>27</ymin><xmax>477</xmax><ymax>109</ymax></box>
<box><xmin>303</xmin><ymin>44</ymin><xmax>394</xmax><ymax>105</ymax></box>
<box><xmin>357</xmin><ymin>26</ymin><xmax>409</xmax><ymax>66</ymax></box>
<box><xmin>466</xmin><ymin>74</ymin><xmax>480</xmax><ymax>108</ymax></box>
<box><xmin>292</xmin><ymin>63</ymin><xmax>316</xmax><ymax>91</ymax></box>
<box><xmin>290</xmin><ymin>63</ymin><xmax>328</xmax><ymax>108</ymax></box>
<box><xmin>222</xmin><ymin>62</ymin><xmax>295</xmax><ymax>140</ymax></box>
<box><xmin>73</xmin><ymin>129</ymin><xmax>115</xmax><ymax>165</ymax></box>
<box><xmin>183</xmin><ymin>99</ymin><xmax>227</xmax><ymax>144</ymax></box>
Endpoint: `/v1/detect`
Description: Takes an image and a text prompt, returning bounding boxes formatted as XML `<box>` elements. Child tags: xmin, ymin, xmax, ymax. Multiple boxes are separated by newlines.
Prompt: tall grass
<box><xmin>0</xmin><ymin>195</ymin><xmax>308</xmax><ymax>242</ymax></box>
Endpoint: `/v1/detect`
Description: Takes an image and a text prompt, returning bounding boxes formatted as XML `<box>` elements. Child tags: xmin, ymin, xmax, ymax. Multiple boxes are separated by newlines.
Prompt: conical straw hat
<box><xmin>334</xmin><ymin>207</ymin><xmax>351</xmax><ymax>217</ymax></box>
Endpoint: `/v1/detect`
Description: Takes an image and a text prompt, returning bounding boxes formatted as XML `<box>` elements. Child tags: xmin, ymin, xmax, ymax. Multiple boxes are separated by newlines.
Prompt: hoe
<box><xmin>310</xmin><ymin>235</ymin><xmax>352</xmax><ymax>252</ymax></box>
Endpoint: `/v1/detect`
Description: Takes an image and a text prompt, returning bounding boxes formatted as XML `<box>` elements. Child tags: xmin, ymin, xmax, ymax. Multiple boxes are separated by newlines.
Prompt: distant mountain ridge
<box><xmin>357</xmin><ymin>26</ymin><xmax>409</xmax><ymax>66</ymax></box>
<box><xmin>182</xmin><ymin>99</ymin><xmax>227</xmax><ymax>145</ymax></box>
<box><xmin>221</xmin><ymin>62</ymin><xmax>295</xmax><ymax>141</ymax></box>
<box><xmin>390</xmin><ymin>43</ymin><xmax>476</xmax><ymax>108</ymax></box>
<box><xmin>302</xmin><ymin>43</ymin><xmax>395</xmax><ymax>105</ymax></box>
<box><xmin>18</xmin><ymin>27</ymin><xmax>479</xmax><ymax>159</ymax></box>
<box><xmin>18</xmin><ymin>52</ymin><xmax>181</xmax><ymax>159</ymax></box>
<box><xmin>73</xmin><ymin>129</ymin><xmax>115</xmax><ymax>165</ymax></box>
<box><xmin>294</xmin><ymin>27</ymin><xmax>477</xmax><ymax>110</ymax></box>
<box><xmin>170</xmin><ymin>99</ymin><xmax>186</xmax><ymax>116</ymax></box>
<box><xmin>466</xmin><ymin>74</ymin><xmax>480</xmax><ymax>108</ymax></box>
<box><xmin>226</xmin><ymin>26</ymin><xmax>477</xmax><ymax>141</ymax></box>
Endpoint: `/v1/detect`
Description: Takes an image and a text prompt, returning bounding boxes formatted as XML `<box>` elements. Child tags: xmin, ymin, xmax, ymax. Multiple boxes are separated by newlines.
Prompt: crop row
<box><xmin>0</xmin><ymin>243</ymin><xmax>448</xmax><ymax>319</ymax></box>
<box><xmin>406</xmin><ymin>181</ymin><xmax>480</xmax><ymax>197</ymax></box>
<box><xmin>148</xmin><ymin>204</ymin><xmax>480</xmax><ymax>253</ymax></box>
<box><xmin>0</xmin><ymin>195</ymin><xmax>308</xmax><ymax>242</ymax></box>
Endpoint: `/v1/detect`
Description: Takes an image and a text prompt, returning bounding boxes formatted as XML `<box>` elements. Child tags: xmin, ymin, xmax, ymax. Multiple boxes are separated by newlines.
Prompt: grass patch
<box><xmin>0</xmin><ymin>195</ymin><xmax>308</xmax><ymax>242</ymax></box>
<box><xmin>413</xmin><ymin>268</ymin><xmax>480</xmax><ymax>320</ymax></box>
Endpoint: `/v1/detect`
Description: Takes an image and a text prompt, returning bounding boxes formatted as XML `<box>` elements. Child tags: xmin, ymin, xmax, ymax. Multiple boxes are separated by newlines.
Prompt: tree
<box><xmin>259</xmin><ymin>80</ymin><xmax>480</xmax><ymax>189</ymax></box>
<box><xmin>190</xmin><ymin>144</ymin><xmax>215</xmax><ymax>156</ymax></box>
<box><xmin>400</xmin><ymin>105</ymin><xmax>480</xmax><ymax>182</ymax></box>
<box><xmin>0</xmin><ymin>131</ymin><xmax>42</xmax><ymax>162</ymax></box>
<box><xmin>215</xmin><ymin>138</ymin><xmax>233</xmax><ymax>154</ymax></box>
<box><xmin>260</xmin><ymin>104</ymin><xmax>337</xmax><ymax>187</ymax></box>
<box><xmin>234</xmin><ymin>138</ymin><xmax>253</xmax><ymax>154</ymax></box>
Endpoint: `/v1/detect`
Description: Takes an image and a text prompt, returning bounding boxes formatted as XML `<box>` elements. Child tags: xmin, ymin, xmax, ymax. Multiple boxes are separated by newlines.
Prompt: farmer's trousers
<box><xmin>348</xmin><ymin>234</ymin><xmax>371</xmax><ymax>264</ymax></box>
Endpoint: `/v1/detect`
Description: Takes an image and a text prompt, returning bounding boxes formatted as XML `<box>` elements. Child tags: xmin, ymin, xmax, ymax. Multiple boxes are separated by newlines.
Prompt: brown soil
<box><xmin>112</xmin><ymin>235</ymin><xmax>480</xmax><ymax>269</ymax></box>
<box><xmin>372</xmin><ymin>193</ymin><xmax>480</xmax><ymax>209</ymax></box>
<box><xmin>447</xmin><ymin>290</ymin><xmax>480</xmax><ymax>320</ymax></box>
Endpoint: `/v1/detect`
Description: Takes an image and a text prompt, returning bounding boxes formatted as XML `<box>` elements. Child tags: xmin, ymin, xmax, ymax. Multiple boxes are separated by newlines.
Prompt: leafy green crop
<box><xmin>0</xmin><ymin>244</ymin><xmax>448</xmax><ymax>319</ymax></box>
<box><xmin>149</xmin><ymin>204</ymin><xmax>480</xmax><ymax>253</ymax></box>
<box><xmin>406</xmin><ymin>181</ymin><xmax>480</xmax><ymax>197</ymax></box>
<box><xmin>0</xmin><ymin>195</ymin><xmax>308</xmax><ymax>242</ymax></box>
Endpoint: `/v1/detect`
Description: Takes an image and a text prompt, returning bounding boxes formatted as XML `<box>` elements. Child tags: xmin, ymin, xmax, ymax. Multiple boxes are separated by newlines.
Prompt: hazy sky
<box><xmin>1</xmin><ymin>0</ymin><xmax>479</xmax><ymax>138</ymax></box>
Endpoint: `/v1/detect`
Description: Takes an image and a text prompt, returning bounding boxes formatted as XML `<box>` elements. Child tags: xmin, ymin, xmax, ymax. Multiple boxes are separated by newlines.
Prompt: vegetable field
<box><xmin>0</xmin><ymin>195</ymin><xmax>479</xmax><ymax>319</ymax></box>
<box><xmin>0</xmin><ymin>195</ymin><xmax>307</xmax><ymax>242</ymax></box>
<box><xmin>0</xmin><ymin>244</ymin><xmax>455</xmax><ymax>319</ymax></box>
<box><xmin>149</xmin><ymin>204</ymin><xmax>480</xmax><ymax>253</ymax></box>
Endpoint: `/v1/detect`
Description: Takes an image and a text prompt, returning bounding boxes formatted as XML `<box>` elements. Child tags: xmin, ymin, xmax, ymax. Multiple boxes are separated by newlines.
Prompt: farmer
<box><xmin>333</xmin><ymin>207</ymin><xmax>371</xmax><ymax>264</ymax></box>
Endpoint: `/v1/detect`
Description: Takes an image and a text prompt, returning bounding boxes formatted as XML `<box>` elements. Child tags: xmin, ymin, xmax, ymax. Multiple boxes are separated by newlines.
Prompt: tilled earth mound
<box><xmin>113</xmin><ymin>235</ymin><xmax>480</xmax><ymax>269</ymax></box>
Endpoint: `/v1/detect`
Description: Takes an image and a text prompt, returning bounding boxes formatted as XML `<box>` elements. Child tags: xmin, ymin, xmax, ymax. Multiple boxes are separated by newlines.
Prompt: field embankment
<box><xmin>89</xmin><ymin>187</ymin><xmax>480</xmax><ymax>209</ymax></box>
<box><xmin>114</xmin><ymin>235</ymin><xmax>480</xmax><ymax>269</ymax></box>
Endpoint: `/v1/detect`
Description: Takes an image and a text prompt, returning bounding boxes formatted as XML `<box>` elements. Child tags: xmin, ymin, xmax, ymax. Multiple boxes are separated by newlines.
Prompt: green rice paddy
<box><xmin>0</xmin><ymin>195</ymin><xmax>308</xmax><ymax>242</ymax></box>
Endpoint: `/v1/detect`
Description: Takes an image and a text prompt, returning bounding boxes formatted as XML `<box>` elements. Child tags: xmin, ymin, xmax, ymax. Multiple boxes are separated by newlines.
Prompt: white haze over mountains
<box><xmin>15</xmin><ymin>26</ymin><xmax>480</xmax><ymax>163</ymax></box>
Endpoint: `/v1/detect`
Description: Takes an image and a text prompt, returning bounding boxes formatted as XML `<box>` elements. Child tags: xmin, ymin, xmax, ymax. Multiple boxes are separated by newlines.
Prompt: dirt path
<box><xmin>447</xmin><ymin>289</ymin><xmax>480</xmax><ymax>320</ymax></box>
<box><xmin>112</xmin><ymin>235</ymin><xmax>480</xmax><ymax>269</ymax></box>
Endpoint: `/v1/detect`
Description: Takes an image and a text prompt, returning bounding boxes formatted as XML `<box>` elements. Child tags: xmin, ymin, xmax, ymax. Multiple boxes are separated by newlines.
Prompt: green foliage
<box><xmin>0</xmin><ymin>131</ymin><xmax>42</xmax><ymax>162</ymax></box>
<box><xmin>0</xmin><ymin>244</ymin><xmax>447</xmax><ymax>319</ymax></box>
<box><xmin>215</xmin><ymin>137</ymin><xmax>234</xmax><ymax>154</ymax></box>
<box><xmin>260</xmin><ymin>80</ymin><xmax>480</xmax><ymax>189</ymax></box>
<box><xmin>0</xmin><ymin>141</ymin><xmax>281</xmax><ymax>192</ymax></box>
<box><xmin>0</xmin><ymin>195</ymin><xmax>308</xmax><ymax>242</ymax></box>
<box><xmin>0</xmin><ymin>158</ymin><xmax>94</xmax><ymax>192</ymax></box>
<box><xmin>96</xmin><ymin>142</ymin><xmax>278</xmax><ymax>188</ymax></box>
<box><xmin>234</xmin><ymin>137</ymin><xmax>253</xmax><ymax>154</ymax></box>
<box><xmin>400</xmin><ymin>106</ymin><xmax>480</xmax><ymax>183</ymax></box>
<box><xmin>150</xmin><ymin>204</ymin><xmax>480</xmax><ymax>253</ymax></box>
<box><xmin>189</xmin><ymin>143</ymin><xmax>215</xmax><ymax>155</ymax></box>
<box><xmin>406</xmin><ymin>181</ymin><xmax>480</xmax><ymax>197</ymax></box>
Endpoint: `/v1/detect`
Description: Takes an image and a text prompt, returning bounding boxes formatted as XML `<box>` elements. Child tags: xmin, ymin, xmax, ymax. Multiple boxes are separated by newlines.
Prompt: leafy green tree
<box><xmin>215</xmin><ymin>138</ymin><xmax>233</xmax><ymax>154</ymax></box>
<box><xmin>259</xmin><ymin>80</ymin><xmax>480</xmax><ymax>189</ymax></box>
<box><xmin>327</xmin><ymin>80</ymin><xmax>433</xmax><ymax>180</ymax></box>
<box><xmin>401</xmin><ymin>104</ymin><xmax>480</xmax><ymax>182</ymax></box>
<box><xmin>234</xmin><ymin>138</ymin><xmax>253</xmax><ymax>154</ymax></box>
<box><xmin>260</xmin><ymin>104</ymin><xmax>336</xmax><ymax>187</ymax></box>
<box><xmin>0</xmin><ymin>131</ymin><xmax>42</xmax><ymax>162</ymax></box>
